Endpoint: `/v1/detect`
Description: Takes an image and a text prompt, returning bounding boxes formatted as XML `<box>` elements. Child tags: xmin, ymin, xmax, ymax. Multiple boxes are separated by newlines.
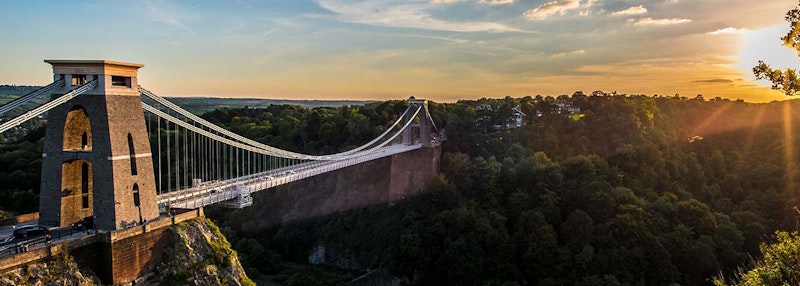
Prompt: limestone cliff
<box><xmin>143</xmin><ymin>218</ymin><xmax>255</xmax><ymax>286</ymax></box>
<box><xmin>0</xmin><ymin>251</ymin><xmax>99</xmax><ymax>286</ymax></box>
<box><xmin>0</xmin><ymin>217</ymin><xmax>253</xmax><ymax>286</ymax></box>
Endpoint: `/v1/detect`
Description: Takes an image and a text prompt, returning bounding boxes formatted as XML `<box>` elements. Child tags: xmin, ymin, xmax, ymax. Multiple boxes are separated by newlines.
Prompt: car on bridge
<box><xmin>71</xmin><ymin>217</ymin><xmax>94</xmax><ymax>230</ymax></box>
<box><xmin>0</xmin><ymin>236</ymin><xmax>13</xmax><ymax>247</ymax></box>
<box><xmin>13</xmin><ymin>225</ymin><xmax>49</xmax><ymax>239</ymax></box>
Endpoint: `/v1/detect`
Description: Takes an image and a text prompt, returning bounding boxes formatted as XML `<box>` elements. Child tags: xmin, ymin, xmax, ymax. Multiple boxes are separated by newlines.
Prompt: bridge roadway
<box><xmin>157</xmin><ymin>143</ymin><xmax>424</xmax><ymax>210</ymax></box>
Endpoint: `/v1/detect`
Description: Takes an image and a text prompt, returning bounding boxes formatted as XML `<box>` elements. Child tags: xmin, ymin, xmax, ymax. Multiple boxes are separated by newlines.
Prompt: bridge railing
<box><xmin>158</xmin><ymin>143</ymin><xmax>423</xmax><ymax>209</ymax></box>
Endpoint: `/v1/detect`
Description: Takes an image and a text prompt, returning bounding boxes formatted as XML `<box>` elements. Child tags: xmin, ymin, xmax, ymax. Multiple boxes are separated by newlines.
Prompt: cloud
<box><xmin>551</xmin><ymin>49</ymin><xmax>586</xmax><ymax>57</ymax></box>
<box><xmin>431</xmin><ymin>0</ymin><xmax>512</xmax><ymax>4</ymax></box>
<box><xmin>524</xmin><ymin>0</ymin><xmax>595</xmax><ymax>20</ymax></box>
<box><xmin>142</xmin><ymin>0</ymin><xmax>193</xmax><ymax>33</ymax></box>
<box><xmin>708</xmin><ymin>27</ymin><xmax>747</xmax><ymax>35</ymax></box>
<box><xmin>260</xmin><ymin>28</ymin><xmax>280</xmax><ymax>38</ymax></box>
<box><xmin>315</xmin><ymin>0</ymin><xmax>526</xmax><ymax>33</ymax></box>
<box><xmin>479</xmin><ymin>0</ymin><xmax>514</xmax><ymax>5</ymax></box>
<box><xmin>692</xmin><ymin>78</ymin><xmax>734</xmax><ymax>83</ymax></box>
<box><xmin>631</xmin><ymin>17</ymin><xmax>691</xmax><ymax>26</ymax></box>
<box><xmin>612</xmin><ymin>5</ymin><xmax>647</xmax><ymax>16</ymax></box>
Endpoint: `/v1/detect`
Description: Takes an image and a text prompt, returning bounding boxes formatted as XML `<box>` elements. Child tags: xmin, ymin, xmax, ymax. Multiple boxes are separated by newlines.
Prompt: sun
<box><xmin>737</xmin><ymin>24</ymin><xmax>800</xmax><ymax>88</ymax></box>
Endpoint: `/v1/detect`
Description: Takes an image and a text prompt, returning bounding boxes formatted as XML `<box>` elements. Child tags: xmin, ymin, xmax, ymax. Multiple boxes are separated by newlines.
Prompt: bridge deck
<box><xmin>156</xmin><ymin>143</ymin><xmax>424</xmax><ymax>209</ymax></box>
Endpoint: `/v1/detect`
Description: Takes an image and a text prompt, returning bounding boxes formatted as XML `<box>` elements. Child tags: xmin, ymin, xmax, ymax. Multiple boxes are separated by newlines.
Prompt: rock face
<box><xmin>143</xmin><ymin>218</ymin><xmax>255</xmax><ymax>286</ymax></box>
<box><xmin>0</xmin><ymin>251</ymin><xmax>99</xmax><ymax>286</ymax></box>
<box><xmin>307</xmin><ymin>244</ymin><xmax>361</xmax><ymax>270</ymax></box>
<box><xmin>0</xmin><ymin>218</ymin><xmax>253</xmax><ymax>286</ymax></box>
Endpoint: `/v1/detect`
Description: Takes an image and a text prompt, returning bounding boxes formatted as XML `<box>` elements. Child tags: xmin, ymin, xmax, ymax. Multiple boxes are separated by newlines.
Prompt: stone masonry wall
<box><xmin>108</xmin><ymin>227</ymin><xmax>171</xmax><ymax>284</ymax></box>
<box><xmin>232</xmin><ymin>145</ymin><xmax>442</xmax><ymax>232</ymax></box>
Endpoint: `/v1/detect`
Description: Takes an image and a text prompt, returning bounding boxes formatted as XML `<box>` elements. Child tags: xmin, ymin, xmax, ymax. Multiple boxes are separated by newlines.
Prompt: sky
<box><xmin>0</xmin><ymin>0</ymin><xmax>798</xmax><ymax>102</ymax></box>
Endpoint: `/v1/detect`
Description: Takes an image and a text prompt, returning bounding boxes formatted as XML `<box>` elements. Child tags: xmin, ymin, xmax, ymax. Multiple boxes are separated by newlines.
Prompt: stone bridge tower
<box><xmin>403</xmin><ymin>97</ymin><xmax>434</xmax><ymax>147</ymax></box>
<box><xmin>39</xmin><ymin>60</ymin><xmax>158</xmax><ymax>231</ymax></box>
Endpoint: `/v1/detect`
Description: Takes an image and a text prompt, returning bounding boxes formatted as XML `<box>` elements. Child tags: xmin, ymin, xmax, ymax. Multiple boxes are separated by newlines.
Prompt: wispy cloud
<box><xmin>315</xmin><ymin>0</ymin><xmax>526</xmax><ymax>33</ymax></box>
<box><xmin>631</xmin><ymin>17</ymin><xmax>691</xmax><ymax>26</ymax></box>
<box><xmin>551</xmin><ymin>49</ymin><xmax>586</xmax><ymax>57</ymax></box>
<box><xmin>430</xmin><ymin>0</ymin><xmax>512</xmax><ymax>4</ymax></box>
<box><xmin>708</xmin><ymin>27</ymin><xmax>747</xmax><ymax>35</ymax></box>
<box><xmin>261</xmin><ymin>28</ymin><xmax>280</xmax><ymax>38</ymax></box>
<box><xmin>142</xmin><ymin>0</ymin><xmax>193</xmax><ymax>33</ymax></box>
<box><xmin>612</xmin><ymin>5</ymin><xmax>647</xmax><ymax>16</ymax></box>
<box><xmin>479</xmin><ymin>0</ymin><xmax>514</xmax><ymax>5</ymax></box>
<box><xmin>524</xmin><ymin>0</ymin><xmax>595</xmax><ymax>20</ymax></box>
<box><xmin>403</xmin><ymin>33</ymin><xmax>470</xmax><ymax>43</ymax></box>
<box><xmin>692</xmin><ymin>78</ymin><xmax>734</xmax><ymax>83</ymax></box>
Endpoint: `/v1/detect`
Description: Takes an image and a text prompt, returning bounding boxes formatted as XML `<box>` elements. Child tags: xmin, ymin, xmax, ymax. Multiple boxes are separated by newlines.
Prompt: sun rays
<box><xmin>733</xmin><ymin>105</ymin><xmax>767</xmax><ymax>171</ymax></box>
<box><xmin>689</xmin><ymin>102</ymin><xmax>733</xmax><ymax>137</ymax></box>
<box><xmin>783</xmin><ymin>101</ymin><xmax>797</xmax><ymax>196</ymax></box>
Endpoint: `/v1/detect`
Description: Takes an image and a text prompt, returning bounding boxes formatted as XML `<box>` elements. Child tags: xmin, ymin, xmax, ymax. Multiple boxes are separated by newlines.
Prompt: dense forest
<box><xmin>2</xmin><ymin>93</ymin><xmax>800</xmax><ymax>284</ymax></box>
<box><xmin>196</xmin><ymin>94</ymin><xmax>800</xmax><ymax>285</ymax></box>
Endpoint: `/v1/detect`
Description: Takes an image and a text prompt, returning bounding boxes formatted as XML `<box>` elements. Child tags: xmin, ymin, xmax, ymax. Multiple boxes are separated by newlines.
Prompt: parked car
<box><xmin>13</xmin><ymin>225</ymin><xmax>49</xmax><ymax>239</ymax></box>
<box><xmin>0</xmin><ymin>235</ymin><xmax>14</xmax><ymax>246</ymax></box>
<box><xmin>71</xmin><ymin>217</ymin><xmax>94</xmax><ymax>230</ymax></box>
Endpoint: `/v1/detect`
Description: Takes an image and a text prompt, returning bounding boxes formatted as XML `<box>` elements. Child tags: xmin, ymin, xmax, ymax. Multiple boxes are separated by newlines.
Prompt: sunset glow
<box><xmin>0</xmin><ymin>0</ymin><xmax>797</xmax><ymax>102</ymax></box>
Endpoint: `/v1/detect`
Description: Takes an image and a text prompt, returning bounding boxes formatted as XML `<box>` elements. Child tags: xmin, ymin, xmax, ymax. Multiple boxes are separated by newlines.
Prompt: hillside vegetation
<box><xmin>203</xmin><ymin>94</ymin><xmax>800</xmax><ymax>285</ymax></box>
<box><xmin>0</xmin><ymin>93</ymin><xmax>799</xmax><ymax>284</ymax></box>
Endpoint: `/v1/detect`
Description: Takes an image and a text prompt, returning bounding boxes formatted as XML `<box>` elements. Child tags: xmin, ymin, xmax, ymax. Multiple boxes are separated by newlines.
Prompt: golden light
<box><xmin>736</xmin><ymin>24</ymin><xmax>800</xmax><ymax>88</ymax></box>
<box><xmin>783</xmin><ymin>101</ymin><xmax>796</xmax><ymax>194</ymax></box>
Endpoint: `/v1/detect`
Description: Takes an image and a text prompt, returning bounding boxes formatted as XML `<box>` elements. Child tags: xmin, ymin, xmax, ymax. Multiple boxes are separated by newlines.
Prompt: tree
<box><xmin>753</xmin><ymin>3</ymin><xmax>800</xmax><ymax>95</ymax></box>
<box><xmin>714</xmin><ymin>231</ymin><xmax>800</xmax><ymax>285</ymax></box>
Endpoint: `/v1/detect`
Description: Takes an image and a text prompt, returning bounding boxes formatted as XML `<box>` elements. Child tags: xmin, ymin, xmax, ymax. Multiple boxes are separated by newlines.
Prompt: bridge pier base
<box><xmin>212</xmin><ymin>145</ymin><xmax>441</xmax><ymax>229</ymax></box>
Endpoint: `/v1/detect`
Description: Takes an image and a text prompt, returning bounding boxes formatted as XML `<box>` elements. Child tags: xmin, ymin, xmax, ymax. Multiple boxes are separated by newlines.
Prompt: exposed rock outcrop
<box><xmin>0</xmin><ymin>251</ymin><xmax>99</xmax><ymax>286</ymax></box>
<box><xmin>144</xmin><ymin>218</ymin><xmax>254</xmax><ymax>286</ymax></box>
<box><xmin>0</xmin><ymin>218</ymin><xmax>253</xmax><ymax>286</ymax></box>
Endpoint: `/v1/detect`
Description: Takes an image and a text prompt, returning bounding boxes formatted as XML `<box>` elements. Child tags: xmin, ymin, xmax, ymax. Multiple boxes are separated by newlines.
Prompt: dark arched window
<box><xmin>132</xmin><ymin>183</ymin><xmax>140</xmax><ymax>207</ymax></box>
<box><xmin>81</xmin><ymin>162</ymin><xmax>89</xmax><ymax>208</ymax></box>
<box><xmin>81</xmin><ymin>132</ymin><xmax>88</xmax><ymax>149</ymax></box>
<box><xmin>128</xmin><ymin>133</ymin><xmax>137</xmax><ymax>175</ymax></box>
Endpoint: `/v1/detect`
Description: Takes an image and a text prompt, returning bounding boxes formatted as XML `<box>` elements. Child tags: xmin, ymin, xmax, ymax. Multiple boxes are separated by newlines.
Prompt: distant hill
<box><xmin>0</xmin><ymin>85</ymin><xmax>39</xmax><ymax>105</ymax></box>
<box><xmin>165</xmin><ymin>97</ymin><xmax>377</xmax><ymax>114</ymax></box>
<box><xmin>0</xmin><ymin>85</ymin><xmax>375</xmax><ymax>114</ymax></box>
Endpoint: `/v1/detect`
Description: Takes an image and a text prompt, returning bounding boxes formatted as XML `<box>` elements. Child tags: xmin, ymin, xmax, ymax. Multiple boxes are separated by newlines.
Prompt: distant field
<box><xmin>0</xmin><ymin>85</ymin><xmax>375</xmax><ymax>114</ymax></box>
<box><xmin>0</xmin><ymin>94</ymin><xmax>19</xmax><ymax>105</ymax></box>
<box><xmin>161</xmin><ymin>97</ymin><xmax>377</xmax><ymax>114</ymax></box>
<box><xmin>0</xmin><ymin>85</ymin><xmax>38</xmax><ymax>105</ymax></box>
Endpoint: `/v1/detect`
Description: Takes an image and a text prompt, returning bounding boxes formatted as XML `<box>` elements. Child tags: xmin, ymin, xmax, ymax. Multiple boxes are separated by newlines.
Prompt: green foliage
<box><xmin>0</xmin><ymin>87</ymin><xmax>798</xmax><ymax>284</ymax></box>
<box><xmin>715</xmin><ymin>231</ymin><xmax>800</xmax><ymax>286</ymax></box>
<box><xmin>206</xmin><ymin>95</ymin><xmax>800</xmax><ymax>285</ymax></box>
<box><xmin>208</xmin><ymin>232</ymin><xmax>234</xmax><ymax>267</ymax></box>
<box><xmin>0</xmin><ymin>128</ymin><xmax>43</xmax><ymax>215</ymax></box>
<box><xmin>198</xmin><ymin>101</ymin><xmax>408</xmax><ymax>155</ymax></box>
<box><xmin>161</xmin><ymin>269</ymin><xmax>192</xmax><ymax>286</ymax></box>
<box><xmin>754</xmin><ymin>61</ymin><xmax>800</xmax><ymax>95</ymax></box>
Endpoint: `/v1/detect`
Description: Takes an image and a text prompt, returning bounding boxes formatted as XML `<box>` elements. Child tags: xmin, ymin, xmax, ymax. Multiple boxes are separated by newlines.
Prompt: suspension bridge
<box><xmin>0</xmin><ymin>60</ymin><xmax>442</xmax><ymax>231</ymax></box>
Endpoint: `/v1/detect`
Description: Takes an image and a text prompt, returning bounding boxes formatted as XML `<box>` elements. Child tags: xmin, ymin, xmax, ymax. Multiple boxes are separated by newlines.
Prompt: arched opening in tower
<box><xmin>60</xmin><ymin>159</ymin><xmax>93</xmax><ymax>225</ymax></box>
<box><xmin>128</xmin><ymin>133</ymin><xmax>138</xmax><ymax>175</ymax></box>
<box><xmin>63</xmin><ymin>106</ymin><xmax>92</xmax><ymax>151</ymax></box>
